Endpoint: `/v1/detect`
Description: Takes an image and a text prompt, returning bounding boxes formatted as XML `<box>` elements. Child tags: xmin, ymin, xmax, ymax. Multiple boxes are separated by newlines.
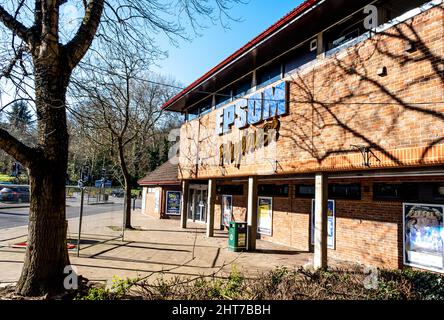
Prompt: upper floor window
<box><xmin>233</xmin><ymin>75</ymin><xmax>253</xmax><ymax>99</ymax></box>
<box><xmin>256</xmin><ymin>61</ymin><xmax>282</xmax><ymax>89</ymax></box>
<box><xmin>284</xmin><ymin>39</ymin><xmax>317</xmax><ymax>75</ymax></box>
<box><xmin>215</xmin><ymin>88</ymin><xmax>232</xmax><ymax>109</ymax></box>
<box><xmin>186</xmin><ymin>106</ymin><xmax>199</xmax><ymax>121</ymax></box>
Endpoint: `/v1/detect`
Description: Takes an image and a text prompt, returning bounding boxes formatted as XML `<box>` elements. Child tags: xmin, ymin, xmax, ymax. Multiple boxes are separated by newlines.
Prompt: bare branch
<box><xmin>0</xmin><ymin>127</ymin><xmax>36</xmax><ymax>167</ymax></box>
<box><xmin>64</xmin><ymin>0</ymin><xmax>105</xmax><ymax>69</ymax></box>
<box><xmin>0</xmin><ymin>4</ymin><xmax>32</xmax><ymax>43</ymax></box>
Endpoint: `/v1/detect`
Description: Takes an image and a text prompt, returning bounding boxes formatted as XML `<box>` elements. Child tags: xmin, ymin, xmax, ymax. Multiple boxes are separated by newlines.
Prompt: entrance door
<box><xmin>188</xmin><ymin>185</ymin><xmax>208</xmax><ymax>223</ymax></box>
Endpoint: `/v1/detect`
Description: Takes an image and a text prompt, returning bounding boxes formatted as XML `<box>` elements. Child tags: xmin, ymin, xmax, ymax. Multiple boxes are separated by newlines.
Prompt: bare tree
<box><xmin>70</xmin><ymin>40</ymin><xmax>179</xmax><ymax>229</ymax></box>
<box><xmin>0</xmin><ymin>0</ymin><xmax>243</xmax><ymax>296</ymax></box>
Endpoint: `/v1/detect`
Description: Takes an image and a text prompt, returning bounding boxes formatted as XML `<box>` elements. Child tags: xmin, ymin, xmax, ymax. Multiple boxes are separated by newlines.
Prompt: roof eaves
<box><xmin>161</xmin><ymin>0</ymin><xmax>322</xmax><ymax>111</ymax></box>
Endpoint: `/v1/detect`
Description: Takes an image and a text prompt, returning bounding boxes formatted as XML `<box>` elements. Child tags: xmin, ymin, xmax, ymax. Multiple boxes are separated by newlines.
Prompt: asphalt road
<box><xmin>0</xmin><ymin>197</ymin><xmax>141</xmax><ymax>230</ymax></box>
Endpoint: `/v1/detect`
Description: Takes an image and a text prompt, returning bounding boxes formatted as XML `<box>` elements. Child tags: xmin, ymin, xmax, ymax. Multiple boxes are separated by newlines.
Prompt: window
<box><xmin>185</xmin><ymin>97</ymin><xmax>213</xmax><ymax>121</ymax></box>
<box><xmin>258</xmin><ymin>184</ymin><xmax>289</xmax><ymax>197</ymax></box>
<box><xmin>295</xmin><ymin>184</ymin><xmax>315</xmax><ymax>198</ymax></box>
<box><xmin>215</xmin><ymin>88</ymin><xmax>232</xmax><ymax>109</ymax></box>
<box><xmin>374</xmin><ymin>182</ymin><xmax>444</xmax><ymax>203</ymax></box>
<box><xmin>295</xmin><ymin>183</ymin><xmax>361</xmax><ymax>200</ymax></box>
<box><xmin>256</xmin><ymin>61</ymin><xmax>282</xmax><ymax>88</ymax></box>
<box><xmin>328</xmin><ymin>183</ymin><xmax>361</xmax><ymax>200</ymax></box>
<box><xmin>373</xmin><ymin>183</ymin><xmax>402</xmax><ymax>200</ymax></box>
<box><xmin>233</xmin><ymin>75</ymin><xmax>253</xmax><ymax>99</ymax></box>
<box><xmin>324</xmin><ymin>11</ymin><xmax>368</xmax><ymax>51</ymax></box>
<box><xmin>196</xmin><ymin>97</ymin><xmax>213</xmax><ymax>116</ymax></box>
<box><xmin>284</xmin><ymin>40</ymin><xmax>317</xmax><ymax>75</ymax></box>
<box><xmin>186</xmin><ymin>107</ymin><xmax>199</xmax><ymax>121</ymax></box>
<box><xmin>216</xmin><ymin>185</ymin><xmax>244</xmax><ymax>195</ymax></box>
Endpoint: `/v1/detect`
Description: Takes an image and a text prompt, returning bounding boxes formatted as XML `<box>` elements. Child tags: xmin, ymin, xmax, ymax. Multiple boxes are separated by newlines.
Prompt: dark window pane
<box><xmin>233</xmin><ymin>76</ymin><xmax>252</xmax><ymax>99</ymax></box>
<box><xmin>284</xmin><ymin>41</ymin><xmax>317</xmax><ymax>74</ymax></box>
<box><xmin>258</xmin><ymin>184</ymin><xmax>289</xmax><ymax>197</ymax></box>
<box><xmin>187</xmin><ymin>107</ymin><xmax>199</xmax><ymax>121</ymax></box>
<box><xmin>373</xmin><ymin>183</ymin><xmax>402</xmax><ymax>200</ymax></box>
<box><xmin>216</xmin><ymin>185</ymin><xmax>244</xmax><ymax>195</ymax></box>
<box><xmin>215</xmin><ymin>89</ymin><xmax>232</xmax><ymax>108</ymax></box>
<box><xmin>329</xmin><ymin>183</ymin><xmax>361</xmax><ymax>200</ymax></box>
<box><xmin>295</xmin><ymin>184</ymin><xmax>315</xmax><ymax>198</ymax></box>
<box><xmin>257</xmin><ymin>62</ymin><xmax>281</xmax><ymax>88</ymax></box>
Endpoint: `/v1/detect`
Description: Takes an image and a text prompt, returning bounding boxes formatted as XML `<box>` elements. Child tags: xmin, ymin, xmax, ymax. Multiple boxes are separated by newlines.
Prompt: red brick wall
<box><xmin>214</xmin><ymin>177</ymin><xmax>443</xmax><ymax>269</ymax></box>
<box><xmin>179</xmin><ymin>4</ymin><xmax>444</xmax><ymax>179</ymax></box>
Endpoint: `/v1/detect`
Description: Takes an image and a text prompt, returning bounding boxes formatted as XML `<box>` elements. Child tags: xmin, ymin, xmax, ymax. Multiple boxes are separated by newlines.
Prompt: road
<box><xmin>0</xmin><ymin>197</ymin><xmax>142</xmax><ymax>230</ymax></box>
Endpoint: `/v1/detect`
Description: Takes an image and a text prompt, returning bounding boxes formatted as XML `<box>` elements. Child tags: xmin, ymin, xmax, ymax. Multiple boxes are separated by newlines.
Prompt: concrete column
<box><xmin>314</xmin><ymin>172</ymin><xmax>328</xmax><ymax>269</ymax></box>
<box><xmin>180</xmin><ymin>180</ymin><xmax>189</xmax><ymax>229</ymax></box>
<box><xmin>206</xmin><ymin>179</ymin><xmax>216</xmax><ymax>237</ymax></box>
<box><xmin>247</xmin><ymin>176</ymin><xmax>258</xmax><ymax>251</ymax></box>
<box><xmin>141</xmin><ymin>187</ymin><xmax>147</xmax><ymax>213</ymax></box>
<box><xmin>316</xmin><ymin>32</ymin><xmax>325</xmax><ymax>59</ymax></box>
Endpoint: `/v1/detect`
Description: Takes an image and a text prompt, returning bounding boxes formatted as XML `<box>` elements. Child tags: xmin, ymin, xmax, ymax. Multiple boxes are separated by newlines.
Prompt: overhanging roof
<box><xmin>138</xmin><ymin>161</ymin><xmax>180</xmax><ymax>186</ymax></box>
<box><xmin>162</xmin><ymin>0</ymin><xmax>374</xmax><ymax>112</ymax></box>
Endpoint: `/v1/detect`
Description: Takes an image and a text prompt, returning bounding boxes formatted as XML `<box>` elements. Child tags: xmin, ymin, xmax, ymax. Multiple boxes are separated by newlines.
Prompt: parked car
<box><xmin>0</xmin><ymin>186</ymin><xmax>30</xmax><ymax>203</ymax></box>
<box><xmin>110</xmin><ymin>189</ymin><xmax>124</xmax><ymax>198</ymax></box>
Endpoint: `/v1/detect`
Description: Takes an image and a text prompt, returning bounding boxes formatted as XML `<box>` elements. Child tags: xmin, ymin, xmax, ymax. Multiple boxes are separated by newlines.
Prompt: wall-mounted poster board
<box><xmin>165</xmin><ymin>191</ymin><xmax>181</xmax><ymax>215</ymax></box>
<box><xmin>257</xmin><ymin>197</ymin><xmax>273</xmax><ymax>236</ymax></box>
<box><xmin>311</xmin><ymin>199</ymin><xmax>335</xmax><ymax>249</ymax></box>
<box><xmin>221</xmin><ymin>195</ymin><xmax>233</xmax><ymax>227</ymax></box>
<box><xmin>403</xmin><ymin>203</ymin><xmax>444</xmax><ymax>272</ymax></box>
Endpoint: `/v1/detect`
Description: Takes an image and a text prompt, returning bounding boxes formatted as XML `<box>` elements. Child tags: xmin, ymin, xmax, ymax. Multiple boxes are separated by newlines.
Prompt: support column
<box><xmin>206</xmin><ymin>179</ymin><xmax>216</xmax><ymax>237</ymax></box>
<box><xmin>247</xmin><ymin>176</ymin><xmax>258</xmax><ymax>251</ymax></box>
<box><xmin>180</xmin><ymin>180</ymin><xmax>189</xmax><ymax>229</ymax></box>
<box><xmin>314</xmin><ymin>172</ymin><xmax>328</xmax><ymax>269</ymax></box>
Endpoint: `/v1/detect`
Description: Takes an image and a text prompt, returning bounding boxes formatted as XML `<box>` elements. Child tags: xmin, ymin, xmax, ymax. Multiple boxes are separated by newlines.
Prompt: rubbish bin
<box><xmin>103</xmin><ymin>194</ymin><xmax>109</xmax><ymax>202</ymax></box>
<box><xmin>228</xmin><ymin>221</ymin><xmax>247</xmax><ymax>252</ymax></box>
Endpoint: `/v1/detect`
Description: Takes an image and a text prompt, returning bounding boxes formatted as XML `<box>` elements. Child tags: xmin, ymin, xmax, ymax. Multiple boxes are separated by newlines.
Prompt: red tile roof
<box><xmin>137</xmin><ymin>161</ymin><xmax>180</xmax><ymax>186</ymax></box>
<box><xmin>161</xmin><ymin>0</ymin><xmax>321</xmax><ymax>110</ymax></box>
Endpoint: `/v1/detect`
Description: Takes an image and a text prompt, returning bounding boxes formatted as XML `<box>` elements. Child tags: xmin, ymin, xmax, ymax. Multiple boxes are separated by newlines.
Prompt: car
<box><xmin>110</xmin><ymin>189</ymin><xmax>124</xmax><ymax>198</ymax></box>
<box><xmin>0</xmin><ymin>186</ymin><xmax>30</xmax><ymax>203</ymax></box>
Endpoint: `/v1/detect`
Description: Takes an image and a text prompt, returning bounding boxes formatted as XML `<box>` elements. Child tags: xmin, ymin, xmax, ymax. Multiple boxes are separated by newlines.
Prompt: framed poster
<box><xmin>221</xmin><ymin>195</ymin><xmax>233</xmax><ymax>227</ymax></box>
<box><xmin>311</xmin><ymin>199</ymin><xmax>335</xmax><ymax>249</ymax></box>
<box><xmin>403</xmin><ymin>203</ymin><xmax>444</xmax><ymax>272</ymax></box>
<box><xmin>257</xmin><ymin>197</ymin><xmax>273</xmax><ymax>235</ymax></box>
<box><xmin>165</xmin><ymin>191</ymin><xmax>181</xmax><ymax>215</ymax></box>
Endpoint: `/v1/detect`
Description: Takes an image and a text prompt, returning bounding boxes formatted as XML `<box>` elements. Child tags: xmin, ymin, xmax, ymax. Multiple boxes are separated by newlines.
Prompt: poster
<box><xmin>311</xmin><ymin>199</ymin><xmax>335</xmax><ymax>249</ymax></box>
<box><xmin>165</xmin><ymin>191</ymin><xmax>181</xmax><ymax>215</ymax></box>
<box><xmin>257</xmin><ymin>197</ymin><xmax>273</xmax><ymax>235</ymax></box>
<box><xmin>221</xmin><ymin>195</ymin><xmax>233</xmax><ymax>227</ymax></box>
<box><xmin>404</xmin><ymin>203</ymin><xmax>444</xmax><ymax>272</ymax></box>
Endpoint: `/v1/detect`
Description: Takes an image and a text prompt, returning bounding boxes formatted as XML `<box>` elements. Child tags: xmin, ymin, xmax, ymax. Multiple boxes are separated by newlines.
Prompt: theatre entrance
<box><xmin>188</xmin><ymin>184</ymin><xmax>208</xmax><ymax>223</ymax></box>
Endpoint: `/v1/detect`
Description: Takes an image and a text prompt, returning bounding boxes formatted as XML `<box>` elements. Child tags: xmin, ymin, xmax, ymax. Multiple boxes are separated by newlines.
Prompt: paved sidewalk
<box><xmin>0</xmin><ymin>210</ymin><xmax>312</xmax><ymax>286</ymax></box>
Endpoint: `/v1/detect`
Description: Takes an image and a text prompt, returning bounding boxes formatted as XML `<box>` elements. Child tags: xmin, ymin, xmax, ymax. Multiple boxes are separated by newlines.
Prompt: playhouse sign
<box><xmin>215</xmin><ymin>81</ymin><xmax>288</xmax><ymax>135</ymax></box>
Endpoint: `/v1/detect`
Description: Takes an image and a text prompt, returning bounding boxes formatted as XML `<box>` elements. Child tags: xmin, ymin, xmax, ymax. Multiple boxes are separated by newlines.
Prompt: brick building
<box><xmin>162</xmin><ymin>0</ymin><xmax>444</xmax><ymax>272</ymax></box>
<box><xmin>138</xmin><ymin>161</ymin><xmax>181</xmax><ymax>219</ymax></box>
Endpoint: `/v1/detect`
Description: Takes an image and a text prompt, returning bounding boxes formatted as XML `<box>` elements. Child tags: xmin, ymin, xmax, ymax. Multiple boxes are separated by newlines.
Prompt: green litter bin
<box><xmin>228</xmin><ymin>221</ymin><xmax>247</xmax><ymax>252</ymax></box>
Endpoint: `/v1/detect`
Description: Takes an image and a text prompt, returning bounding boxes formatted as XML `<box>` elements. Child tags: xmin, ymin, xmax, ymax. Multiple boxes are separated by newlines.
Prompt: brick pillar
<box><xmin>180</xmin><ymin>180</ymin><xmax>189</xmax><ymax>229</ymax></box>
<box><xmin>206</xmin><ymin>179</ymin><xmax>216</xmax><ymax>237</ymax></box>
<box><xmin>314</xmin><ymin>172</ymin><xmax>328</xmax><ymax>269</ymax></box>
<box><xmin>247</xmin><ymin>176</ymin><xmax>258</xmax><ymax>251</ymax></box>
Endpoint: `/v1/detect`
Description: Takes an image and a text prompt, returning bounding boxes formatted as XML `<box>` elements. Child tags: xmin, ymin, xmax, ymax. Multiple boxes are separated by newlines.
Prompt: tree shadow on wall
<box><xmin>281</xmin><ymin>6</ymin><xmax>443</xmax><ymax>168</ymax></box>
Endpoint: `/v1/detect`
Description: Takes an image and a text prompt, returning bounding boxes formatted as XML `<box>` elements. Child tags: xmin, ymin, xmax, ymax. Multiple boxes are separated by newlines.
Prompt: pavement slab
<box><xmin>0</xmin><ymin>210</ymin><xmax>313</xmax><ymax>287</ymax></box>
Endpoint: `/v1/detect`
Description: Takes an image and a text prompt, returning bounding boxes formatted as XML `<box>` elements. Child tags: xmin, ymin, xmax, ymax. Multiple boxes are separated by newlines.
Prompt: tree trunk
<box><xmin>124</xmin><ymin>182</ymin><xmax>133</xmax><ymax>229</ymax></box>
<box><xmin>118</xmin><ymin>141</ymin><xmax>133</xmax><ymax>229</ymax></box>
<box><xmin>15</xmin><ymin>61</ymin><xmax>71</xmax><ymax>296</ymax></box>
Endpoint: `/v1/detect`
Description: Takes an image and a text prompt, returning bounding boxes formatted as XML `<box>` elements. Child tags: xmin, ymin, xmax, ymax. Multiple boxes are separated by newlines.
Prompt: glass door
<box><xmin>188</xmin><ymin>185</ymin><xmax>208</xmax><ymax>223</ymax></box>
<box><xmin>197</xmin><ymin>189</ymin><xmax>208</xmax><ymax>223</ymax></box>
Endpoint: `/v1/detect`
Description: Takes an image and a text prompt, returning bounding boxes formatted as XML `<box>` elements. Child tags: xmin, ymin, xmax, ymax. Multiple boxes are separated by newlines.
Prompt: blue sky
<box><xmin>153</xmin><ymin>1</ymin><xmax>304</xmax><ymax>86</ymax></box>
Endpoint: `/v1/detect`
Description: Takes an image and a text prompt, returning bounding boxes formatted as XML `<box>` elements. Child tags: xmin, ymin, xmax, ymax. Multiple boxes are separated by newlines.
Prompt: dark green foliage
<box><xmin>74</xmin><ymin>266</ymin><xmax>444</xmax><ymax>300</ymax></box>
<box><xmin>7</xmin><ymin>101</ymin><xmax>33</xmax><ymax>128</ymax></box>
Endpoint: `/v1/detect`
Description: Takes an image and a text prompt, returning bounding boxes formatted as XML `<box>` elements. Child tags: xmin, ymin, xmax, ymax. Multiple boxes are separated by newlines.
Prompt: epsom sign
<box><xmin>215</xmin><ymin>81</ymin><xmax>287</xmax><ymax>135</ymax></box>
